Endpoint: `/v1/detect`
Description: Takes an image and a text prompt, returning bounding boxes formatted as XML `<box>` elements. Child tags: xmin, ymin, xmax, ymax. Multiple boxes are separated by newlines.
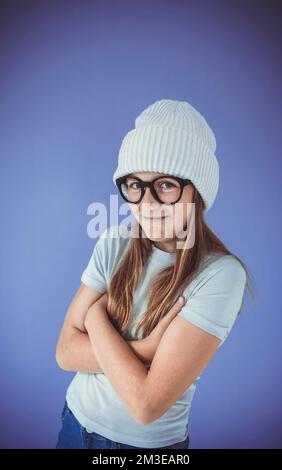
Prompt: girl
<box><xmin>55</xmin><ymin>99</ymin><xmax>252</xmax><ymax>449</ymax></box>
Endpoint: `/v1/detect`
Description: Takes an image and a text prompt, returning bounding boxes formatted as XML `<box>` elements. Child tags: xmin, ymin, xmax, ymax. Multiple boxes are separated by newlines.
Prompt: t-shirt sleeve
<box><xmin>80</xmin><ymin>229</ymin><xmax>108</xmax><ymax>293</ymax></box>
<box><xmin>178</xmin><ymin>262</ymin><xmax>247</xmax><ymax>343</ymax></box>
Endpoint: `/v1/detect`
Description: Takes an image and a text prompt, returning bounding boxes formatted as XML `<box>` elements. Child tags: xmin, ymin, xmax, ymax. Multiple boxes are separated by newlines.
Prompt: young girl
<box><xmin>55</xmin><ymin>99</ymin><xmax>251</xmax><ymax>449</ymax></box>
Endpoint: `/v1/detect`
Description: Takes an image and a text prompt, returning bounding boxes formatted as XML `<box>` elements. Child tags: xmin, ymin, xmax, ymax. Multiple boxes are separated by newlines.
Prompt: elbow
<box><xmin>124</xmin><ymin>394</ymin><xmax>151</xmax><ymax>426</ymax></box>
<box><xmin>142</xmin><ymin>409</ymin><xmax>166</xmax><ymax>425</ymax></box>
<box><xmin>138</xmin><ymin>409</ymin><xmax>158</xmax><ymax>426</ymax></box>
<box><xmin>135</xmin><ymin>397</ymin><xmax>165</xmax><ymax>425</ymax></box>
<box><xmin>132</xmin><ymin>397</ymin><xmax>158</xmax><ymax>426</ymax></box>
<box><xmin>133</xmin><ymin>409</ymin><xmax>150</xmax><ymax>426</ymax></box>
<box><xmin>55</xmin><ymin>346</ymin><xmax>65</xmax><ymax>369</ymax></box>
<box><xmin>134</xmin><ymin>408</ymin><xmax>157</xmax><ymax>426</ymax></box>
<box><xmin>130</xmin><ymin>383</ymin><xmax>162</xmax><ymax>425</ymax></box>
<box><xmin>55</xmin><ymin>344</ymin><xmax>72</xmax><ymax>371</ymax></box>
<box><xmin>135</xmin><ymin>414</ymin><xmax>152</xmax><ymax>426</ymax></box>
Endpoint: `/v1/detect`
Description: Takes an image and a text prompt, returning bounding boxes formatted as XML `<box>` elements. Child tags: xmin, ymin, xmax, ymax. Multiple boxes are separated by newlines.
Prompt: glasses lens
<box><xmin>120</xmin><ymin>176</ymin><xmax>182</xmax><ymax>203</ymax></box>
<box><xmin>120</xmin><ymin>177</ymin><xmax>142</xmax><ymax>202</ymax></box>
<box><xmin>153</xmin><ymin>177</ymin><xmax>181</xmax><ymax>203</ymax></box>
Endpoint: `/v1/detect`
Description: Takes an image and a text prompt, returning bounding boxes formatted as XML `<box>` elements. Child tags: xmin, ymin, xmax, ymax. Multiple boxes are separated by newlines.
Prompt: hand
<box><xmin>94</xmin><ymin>292</ymin><xmax>109</xmax><ymax>310</ymax></box>
<box><xmin>141</xmin><ymin>295</ymin><xmax>186</xmax><ymax>363</ymax></box>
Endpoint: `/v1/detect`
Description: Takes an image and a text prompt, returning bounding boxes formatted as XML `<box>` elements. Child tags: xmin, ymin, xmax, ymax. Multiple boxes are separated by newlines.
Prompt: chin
<box><xmin>140</xmin><ymin>228</ymin><xmax>174</xmax><ymax>242</ymax></box>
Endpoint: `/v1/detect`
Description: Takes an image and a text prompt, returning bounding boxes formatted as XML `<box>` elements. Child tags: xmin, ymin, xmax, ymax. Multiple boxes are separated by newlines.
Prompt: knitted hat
<box><xmin>112</xmin><ymin>98</ymin><xmax>219</xmax><ymax>211</ymax></box>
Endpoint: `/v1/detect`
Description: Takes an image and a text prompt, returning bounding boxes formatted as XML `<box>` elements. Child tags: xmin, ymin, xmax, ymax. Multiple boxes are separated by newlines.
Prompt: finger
<box><xmin>97</xmin><ymin>292</ymin><xmax>108</xmax><ymax>306</ymax></box>
<box><xmin>174</xmin><ymin>295</ymin><xmax>186</xmax><ymax>309</ymax></box>
<box><xmin>165</xmin><ymin>296</ymin><xmax>186</xmax><ymax>320</ymax></box>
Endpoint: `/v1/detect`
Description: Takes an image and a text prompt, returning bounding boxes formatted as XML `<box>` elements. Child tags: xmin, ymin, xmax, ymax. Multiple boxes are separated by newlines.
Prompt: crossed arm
<box><xmin>55</xmin><ymin>284</ymin><xmax>153</xmax><ymax>374</ymax></box>
<box><xmin>84</xmin><ymin>292</ymin><xmax>221</xmax><ymax>425</ymax></box>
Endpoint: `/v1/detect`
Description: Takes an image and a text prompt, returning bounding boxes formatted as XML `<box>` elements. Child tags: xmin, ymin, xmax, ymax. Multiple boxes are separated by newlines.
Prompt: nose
<box><xmin>138</xmin><ymin>187</ymin><xmax>161</xmax><ymax>214</ymax></box>
<box><xmin>142</xmin><ymin>186</ymin><xmax>155</xmax><ymax>204</ymax></box>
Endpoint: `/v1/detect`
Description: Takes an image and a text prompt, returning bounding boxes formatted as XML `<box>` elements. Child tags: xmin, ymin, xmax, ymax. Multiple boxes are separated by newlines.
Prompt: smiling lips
<box><xmin>142</xmin><ymin>216</ymin><xmax>167</xmax><ymax>220</ymax></box>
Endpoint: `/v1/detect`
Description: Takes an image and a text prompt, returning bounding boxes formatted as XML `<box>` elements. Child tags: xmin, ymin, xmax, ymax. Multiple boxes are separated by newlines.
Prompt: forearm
<box><xmin>57</xmin><ymin>328</ymin><xmax>152</xmax><ymax>373</ymax></box>
<box><xmin>85</xmin><ymin>305</ymin><xmax>149</xmax><ymax>423</ymax></box>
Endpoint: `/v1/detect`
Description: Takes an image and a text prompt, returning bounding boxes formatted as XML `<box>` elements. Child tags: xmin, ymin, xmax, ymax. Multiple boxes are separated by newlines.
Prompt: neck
<box><xmin>152</xmin><ymin>239</ymin><xmax>176</xmax><ymax>253</ymax></box>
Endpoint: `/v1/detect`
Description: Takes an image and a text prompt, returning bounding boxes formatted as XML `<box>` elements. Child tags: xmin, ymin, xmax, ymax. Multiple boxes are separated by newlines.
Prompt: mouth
<box><xmin>142</xmin><ymin>216</ymin><xmax>167</xmax><ymax>220</ymax></box>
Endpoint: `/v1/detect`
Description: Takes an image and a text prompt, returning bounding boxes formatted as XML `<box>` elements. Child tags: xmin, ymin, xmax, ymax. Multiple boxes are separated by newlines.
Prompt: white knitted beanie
<box><xmin>112</xmin><ymin>99</ymin><xmax>219</xmax><ymax>211</ymax></box>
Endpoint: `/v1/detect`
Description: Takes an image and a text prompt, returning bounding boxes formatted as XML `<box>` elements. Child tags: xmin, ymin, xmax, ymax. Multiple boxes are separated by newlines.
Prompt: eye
<box><xmin>128</xmin><ymin>181</ymin><xmax>141</xmax><ymax>190</ymax></box>
<box><xmin>158</xmin><ymin>181</ymin><xmax>176</xmax><ymax>191</ymax></box>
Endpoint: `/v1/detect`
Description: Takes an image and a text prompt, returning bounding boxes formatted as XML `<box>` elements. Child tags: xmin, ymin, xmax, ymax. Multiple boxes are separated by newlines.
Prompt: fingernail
<box><xmin>178</xmin><ymin>295</ymin><xmax>185</xmax><ymax>302</ymax></box>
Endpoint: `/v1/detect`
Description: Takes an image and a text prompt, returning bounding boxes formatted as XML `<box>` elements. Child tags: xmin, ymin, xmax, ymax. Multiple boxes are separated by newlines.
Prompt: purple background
<box><xmin>0</xmin><ymin>0</ymin><xmax>281</xmax><ymax>449</ymax></box>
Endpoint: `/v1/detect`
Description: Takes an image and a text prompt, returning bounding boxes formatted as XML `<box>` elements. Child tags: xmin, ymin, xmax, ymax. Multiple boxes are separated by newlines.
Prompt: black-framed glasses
<box><xmin>116</xmin><ymin>174</ymin><xmax>193</xmax><ymax>205</ymax></box>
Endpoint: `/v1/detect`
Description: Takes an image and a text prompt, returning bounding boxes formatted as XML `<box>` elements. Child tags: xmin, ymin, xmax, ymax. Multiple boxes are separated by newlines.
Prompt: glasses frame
<box><xmin>116</xmin><ymin>174</ymin><xmax>193</xmax><ymax>205</ymax></box>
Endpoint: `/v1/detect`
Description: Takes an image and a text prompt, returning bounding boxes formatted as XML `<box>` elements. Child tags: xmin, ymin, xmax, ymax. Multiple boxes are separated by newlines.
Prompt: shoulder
<box><xmin>99</xmin><ymin>223</ymin><xmax>133</xmax><ymax>250</ymax></box>
<box><xmin>94</xmin><ymin>223</ymin><xmax>129</xmax><ymax>245</ymax></box>
<box><xmin>206</xmin><ymin>254</ymin><xmax>247</xmax><ymax>285</ymax></box>
<box><xmin>81</xmin><ymin>224</ymin><xmax>134</xmax><ymax>292</ymax></box>
<box><xmin>179</xmin><ymin>253</ymin><xmax>247</xmax><ymax>344</ymax></box>
<box><xmin>203</xmin><ymin>253</ymin><xmax>246</xmax><ymax>277</ymax></box>
<box><xmin>186</xmin><ymin>253</ymin><xmax>247</xmax><ymax>298</ymax></box>
<box><xmin>95</xmin><ymin>223</ymin><xmax>133</xmax><ymax>269</ymax></box>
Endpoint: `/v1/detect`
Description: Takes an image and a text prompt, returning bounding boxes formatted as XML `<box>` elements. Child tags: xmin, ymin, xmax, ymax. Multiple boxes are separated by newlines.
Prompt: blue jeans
<box><xmin>56</xmin><ymin>400</ymin><xmax>190</xmax><ymax>449</ymax></box>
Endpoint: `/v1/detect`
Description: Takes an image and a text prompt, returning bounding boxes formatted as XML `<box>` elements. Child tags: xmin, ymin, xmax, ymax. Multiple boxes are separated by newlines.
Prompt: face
<box><xmin>126</xmin><ymin>172</ymin><xmax>195</xmax><ymax>251</ymax></box>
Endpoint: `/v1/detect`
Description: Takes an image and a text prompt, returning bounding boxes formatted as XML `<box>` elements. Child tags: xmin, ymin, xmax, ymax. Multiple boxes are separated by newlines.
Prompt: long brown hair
<box><xmin>106</xmin><ymin>187</ymin><xmax>254</xmax><ymax>340</ymax></box>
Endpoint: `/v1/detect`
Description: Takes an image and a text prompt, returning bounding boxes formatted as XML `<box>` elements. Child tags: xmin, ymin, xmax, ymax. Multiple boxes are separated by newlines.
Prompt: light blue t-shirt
<box><xmin>66</xmin><ymin>224</ymin><xmax>247</xmax><ymax>448</ymax></box>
